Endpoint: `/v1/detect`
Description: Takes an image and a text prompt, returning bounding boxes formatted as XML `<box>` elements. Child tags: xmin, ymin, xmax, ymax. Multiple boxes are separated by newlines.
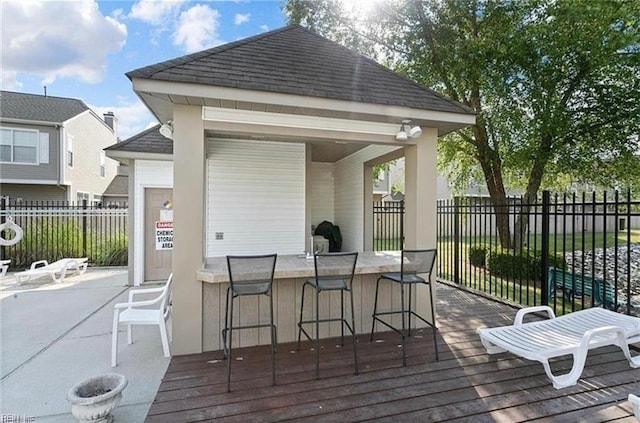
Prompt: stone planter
<box><xmin>67</xmin><ymin>373</ymin><xmax>128</xmax><ymax>423</ymax></box>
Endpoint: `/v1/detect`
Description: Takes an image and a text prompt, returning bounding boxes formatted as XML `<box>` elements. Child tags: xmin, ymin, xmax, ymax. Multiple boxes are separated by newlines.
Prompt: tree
<box><xmin>285</xmin><ymin>0</ymin><xmax>640</xmax><ymax>248</ymax></box>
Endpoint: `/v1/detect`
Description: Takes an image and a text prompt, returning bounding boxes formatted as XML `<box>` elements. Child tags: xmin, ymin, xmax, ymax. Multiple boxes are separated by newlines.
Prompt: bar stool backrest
<box><xmin>314</xmin><ymin>252</ymin><xmax>358</xmax><ymax>282</ymax></box>
<box><xmin>226</xmin><ymin>254</ymin><xmax>277</xmax><ymax>290</ymax></box>
<box><xmin>401</xmin><ymin>249</ymin><xmax>437</xmax><ymax>277</ymax></box>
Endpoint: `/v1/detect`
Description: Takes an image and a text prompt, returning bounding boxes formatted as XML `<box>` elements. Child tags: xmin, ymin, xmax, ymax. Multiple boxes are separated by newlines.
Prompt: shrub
<box><xmin>487</xmin><ymin>249</ymin><xmax>565</xmax><ymax>280</ymax></box>
<box><xmin>469</xmin><ymin>246</ymin><xmax>487</xmax><ymax>267</ymax></box>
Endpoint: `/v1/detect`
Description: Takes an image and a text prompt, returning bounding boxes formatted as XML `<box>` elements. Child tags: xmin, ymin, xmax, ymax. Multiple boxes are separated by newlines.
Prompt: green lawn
<box><xmin>436</xmin><ymin>229</ymin><xmax>639</xmax><ymax>308</ymax></box>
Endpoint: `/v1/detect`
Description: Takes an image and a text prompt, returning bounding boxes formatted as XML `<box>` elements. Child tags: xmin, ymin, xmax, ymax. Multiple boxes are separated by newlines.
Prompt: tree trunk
<box><xmin>472</xmin><ymin>121</ymin><xmax>512</xmax><ymax>249</ymax></box>
<box><xmin>513</xmin><ymin>134</ymin><xmax>553</xmax><ymax>251</ymax></box>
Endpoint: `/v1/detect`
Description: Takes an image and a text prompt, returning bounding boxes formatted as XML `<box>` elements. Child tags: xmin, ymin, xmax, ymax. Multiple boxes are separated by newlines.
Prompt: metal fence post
<box><xmin>541</xmin><ymin>190</ymin><xmax>550</xmax><ymax>306</ymax></box>
<box><xmin>454</xmin><ymin>196</ymin><xmax>460</xmax><ymax>284</ymax></box>
<box><xmin>0</xmin><ymin>197</ymin><xmax>5</xmax><ymax>261</ymax></box>
<box><xmin>82</xmin><ymin>199</ymin><xmax>88</xmax><ymax>257</ymax></box>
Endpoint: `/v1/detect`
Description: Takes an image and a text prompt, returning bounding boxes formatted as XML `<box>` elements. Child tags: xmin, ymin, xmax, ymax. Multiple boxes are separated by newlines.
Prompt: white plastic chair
<box><xmin>111</xmin><ymin>274</ymin><xmax>172</xmax><ymax>367</ymax></box>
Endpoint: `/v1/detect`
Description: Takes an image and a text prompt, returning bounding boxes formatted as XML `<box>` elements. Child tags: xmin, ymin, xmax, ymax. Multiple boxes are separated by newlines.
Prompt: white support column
<box><xmin>403</xmin><ymin>128</ymin><xmax>438</xmax><ymax>327</ymax></box>
<box><xmin>171</xmin><ymin>105</ymin><xmax>205</xmax><ymax>354</ymax></box>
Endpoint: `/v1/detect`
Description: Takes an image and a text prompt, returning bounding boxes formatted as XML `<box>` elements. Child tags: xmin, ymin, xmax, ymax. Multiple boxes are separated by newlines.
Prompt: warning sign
<box><xmin>155</xmin><ymin>221</ymin><xmax>173</xmax><ymax>250</ymax></box>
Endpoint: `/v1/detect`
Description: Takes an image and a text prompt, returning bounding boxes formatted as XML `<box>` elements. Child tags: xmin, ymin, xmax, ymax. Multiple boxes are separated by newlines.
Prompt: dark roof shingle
<box><xmin>127</xmin><ymin>25</ymin><xmax>473</xmax><ymax>115</ymax></box>
<box><xmin>103</xmin><ymin>175</ymin><xmax>128</xmax><ymax>196</ymax></box>
<box><xmin>105</xmin><ymin>124</ymin><xmax>173</xmax><ymax>154</ymax></box>
<box><xmin>0</xmin><ymin>91</ymin><xmax>89</xmax><ymax>123</ymax></box>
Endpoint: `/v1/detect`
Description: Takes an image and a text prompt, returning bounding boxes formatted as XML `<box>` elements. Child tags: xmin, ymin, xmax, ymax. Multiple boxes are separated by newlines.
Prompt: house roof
<box><xmin>103</xmin><ymin>175</ymin><xmax>128</xmax><ymax>197</ymax></box>
<box><xmin>0</xmin><ymin>90</ymin><xmax>89</xmax><ymax>123</ymax></box>
<box><xmin>105</xmin><ymin>124</ymin><xmax>173</xmax><ymax>154</ymax></box>
<box><xmin>126</xmin><ymin>25</ymin><xmax>473</xmax><ymax>115</ymax></box>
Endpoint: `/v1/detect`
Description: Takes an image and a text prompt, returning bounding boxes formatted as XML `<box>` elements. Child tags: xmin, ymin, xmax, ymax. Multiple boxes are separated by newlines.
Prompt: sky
<box><xmin>1</xmin><ymin>0</ymin><xmax>288</xmax><ymax>139</ymax></box>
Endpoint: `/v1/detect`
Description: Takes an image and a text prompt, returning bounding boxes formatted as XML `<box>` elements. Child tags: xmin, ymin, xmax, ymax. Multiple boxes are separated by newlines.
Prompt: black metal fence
<box><xmin>373</xmin><ymin>200</ymin><xmax>404</xmax><ymax>251</ymax></box>
<box><xmin>0</xmin><ymin>199</ymin><xmax>128</xmax><ymax>269</ymax></box>
<box><xmin>437</xmin><ymin>191</ymin><xmax>640</xmax><ymax>315</ymax></box>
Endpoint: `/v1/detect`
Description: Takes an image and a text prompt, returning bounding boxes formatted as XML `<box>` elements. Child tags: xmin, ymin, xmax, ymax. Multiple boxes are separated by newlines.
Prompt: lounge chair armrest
<box><xmin>514</xmin><ymin>306</ymin><xmax>556</xmax><ymax>325</ymax></box>
<box><xmin>30</xmin><ymin>260</ymin><xmax>49</xmax><ymax>270</ymax></box>
<box><xmin>580</xmin><ymin>325</ymin><xmax>625</xmax><ymax>348</ymax></box>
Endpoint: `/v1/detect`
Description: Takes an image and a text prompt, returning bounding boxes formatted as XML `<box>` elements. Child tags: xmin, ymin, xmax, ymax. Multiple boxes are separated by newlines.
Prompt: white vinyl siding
<box><xmin>309</xmin><ymin>162</ymin><xmax>335</xmax><ymax>227</ymax></box>
<box><xmin>206</xmin><ymin>139</ymin><xmax>305</xmax><ymax>256</ymax></box>
<box><xmin>334</xmin><ymin>145</ymin><xmax>400</xmax><ymax>251</ymax></box>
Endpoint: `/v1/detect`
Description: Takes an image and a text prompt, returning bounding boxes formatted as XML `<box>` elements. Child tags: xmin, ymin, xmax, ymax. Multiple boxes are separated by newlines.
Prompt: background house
<box><xmin>0</xmin><ymin>91</ymin><xmax>118</xmax><ymax>203</ymax></box>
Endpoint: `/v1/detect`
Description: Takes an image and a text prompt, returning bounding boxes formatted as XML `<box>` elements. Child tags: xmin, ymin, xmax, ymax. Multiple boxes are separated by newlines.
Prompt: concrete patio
<box><xmin>0</xmin><ymin>268</ymin><xmax>169</xmax><ymax>422</ymax></box>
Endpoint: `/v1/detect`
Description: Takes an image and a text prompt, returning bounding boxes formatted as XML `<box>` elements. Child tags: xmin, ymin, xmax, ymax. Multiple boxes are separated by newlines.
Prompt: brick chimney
<box><xmin>103</xmin><ymin>112</ymin><xmax>118</xmax><ymax>137</ymax></box>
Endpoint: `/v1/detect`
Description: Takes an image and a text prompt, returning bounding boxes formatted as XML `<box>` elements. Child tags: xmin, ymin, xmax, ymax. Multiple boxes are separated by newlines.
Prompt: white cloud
<box><xmin>2</xmin><ymin>0</ymin><xmax>126</xmax><ymax>85</ymax></box>
<box><xmin>260</xmin><ymin>24</ymin><xmax>270</xmax><ymax>32</ymax></box>
<box><xmin>128</xmin><ymin>0</ymin><xmax>186</xmax><ymax>26</ymax></box>
<box><xmin>1</xmin><ymin>70</ymin><xmax>23</xmax><ymax>91</ymax></box>
<box><xmin>234</xmin><ymin>13</ymin><xmax>250</xmax><ymax>25</ymax></box>
<box><xmin>173</xmin><ymin>5</ymin><xmax>222</xmax><ymax>53</ymax></box>
<box><xmin>89</xmin><ymin>100</ymin><xmax>156</xmax><ymax>141</ymax></box>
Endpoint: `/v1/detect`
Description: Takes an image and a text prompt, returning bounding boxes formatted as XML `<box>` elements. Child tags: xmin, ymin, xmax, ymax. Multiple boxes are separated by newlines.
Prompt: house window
<box><xmin>100</xmin><ymin>151</ymin><xmax>106</xmax><ymax>177</ymax></box>
<box><xmin>76</xmin><ymin>191</ymin><xmax>89</xmax><ymax>204</ymax></box>
<box><xmin>0</xmin><ymin>127</ymin><xmax>38</xmax><ymax>164</ymax></box>
<box><xmin>93</xmin><ymin>194</ymin><xmax>102</xmax><ymax>206</ymax></box>
<box><xmin>67</xmin><ymin>135</ymin><xmax>73</xmax><ymax>168</ymax></box>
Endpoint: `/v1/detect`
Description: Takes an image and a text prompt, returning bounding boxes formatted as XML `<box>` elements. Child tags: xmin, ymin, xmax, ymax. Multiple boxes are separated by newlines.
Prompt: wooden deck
<box><xmin>146</xmin><ymin>283</ymin><xmax>640</xmax><ymax>422</ymax></box>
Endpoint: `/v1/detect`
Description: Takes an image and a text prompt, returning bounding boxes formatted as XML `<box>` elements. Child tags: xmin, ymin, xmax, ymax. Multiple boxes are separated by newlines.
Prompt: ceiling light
<box><xmin>396</xmin><ymin>119</ymin><xmax>422</xmax><ymax>141</ymax></box>
<box><xmin>159</xmin><ymin>121</ymin><xmax>173</xmax><ymax>139</ymax></box>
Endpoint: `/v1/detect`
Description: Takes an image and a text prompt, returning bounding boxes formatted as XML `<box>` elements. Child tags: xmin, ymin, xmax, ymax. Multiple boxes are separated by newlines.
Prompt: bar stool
<box><xmin>370</xmin><ymin>249</ymin><xmax>438</xmax><ymax>366</ymax></box>
<box><xmin>297</xmin><ymin>252</ymin><xmax>359</xmax><ymax>379</ymax></box>
<box><xmin>222</xmin><ymin>254</ymin><xmax>277</xmax><ymax>392</ymax></box>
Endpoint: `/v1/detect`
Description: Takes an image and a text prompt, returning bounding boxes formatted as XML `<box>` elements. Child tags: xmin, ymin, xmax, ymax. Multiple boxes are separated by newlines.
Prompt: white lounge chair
<box><xmin>111</xmin><ymin>274</ymin><xmax>172</xmax><ymax>367</ymax></box>
<box><xmin>15</xmin><ymin>257</ymin><xmax>88</xmax><ymax>284</ymax></box>
<box><xmin>0</xmin><ymin>259</ymin><xmax>10</xmax><ymax>277</ymax></box>
<box><xmin>629</xmin><ymin>394</ymin><xmax>640</xmax><ymax>420</ymax></box>
<box><xmin>477</xmin><ymin>306</ymin><xmax>640</xmax><ymax>389</ymax></box>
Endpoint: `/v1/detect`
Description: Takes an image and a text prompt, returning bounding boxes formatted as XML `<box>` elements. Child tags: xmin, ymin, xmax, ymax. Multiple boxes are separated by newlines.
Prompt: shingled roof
<box><xmin>105</xmin><ymin>124</ymin><xmax>172</xmax><ymax>154</ymax></box>
<box><xmin>0</xmin><ymin>90</ymin><xmax>89</xmax><ymax>123</ymax></box>
<box><xmin>127</xmin><ymin>25</ymin><xmax>472</xmax><ymax>115</ymax></box>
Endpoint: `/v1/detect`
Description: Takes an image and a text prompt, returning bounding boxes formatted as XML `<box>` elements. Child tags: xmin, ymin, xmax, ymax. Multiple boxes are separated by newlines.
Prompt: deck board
<box><xmin>146</xmin><ymin>283</ymin><xmax>640</xmax><ymax>422</ymax></box>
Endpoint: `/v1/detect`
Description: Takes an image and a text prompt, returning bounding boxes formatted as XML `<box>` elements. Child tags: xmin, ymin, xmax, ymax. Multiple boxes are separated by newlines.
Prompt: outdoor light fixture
<box><xmin>159</xmin><ymin>121</ymin><xmax>173</xmax><ymax>139</ymax></box>
<box><xmin>396</xmin><ymin>119</ymin><xmax>422</xmax><ymax>141</ymax></box>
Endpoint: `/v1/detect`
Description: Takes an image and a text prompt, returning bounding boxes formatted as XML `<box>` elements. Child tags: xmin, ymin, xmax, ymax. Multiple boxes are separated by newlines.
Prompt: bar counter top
<box><xmin>197</xmin><ymin>250</ymin><xmax>402</xmax><ymax>283</ymax></box>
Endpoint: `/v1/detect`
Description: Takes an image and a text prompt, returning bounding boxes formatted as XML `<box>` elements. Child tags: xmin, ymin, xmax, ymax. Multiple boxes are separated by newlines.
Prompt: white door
<box><xmin>144</xmin><ymin>188</ymin><xmax>173</xmax><ymax>281</ymax></box>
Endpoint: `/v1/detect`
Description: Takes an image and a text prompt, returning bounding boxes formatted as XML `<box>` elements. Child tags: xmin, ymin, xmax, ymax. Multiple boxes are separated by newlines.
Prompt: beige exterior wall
<box><xmin>171</xmin><ymin>105</ymin><xmax>205</xmax><ymax>355</ymax></box>
<box><xmin>63</xmin><ymin>111</ymin><xmax>118</xmax><ymax>201</ymax></box>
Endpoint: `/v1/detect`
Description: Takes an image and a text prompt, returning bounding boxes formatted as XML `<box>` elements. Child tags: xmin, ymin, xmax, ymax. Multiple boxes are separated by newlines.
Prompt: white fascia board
<box><xmin>0</xmin><ymin>179</ymin><xmax>62</xmax><ymax>185</ymax></box>
<box><xmin>105</xmin><ymin>150</ymin><xmax>173</xmax><ymax>162</ymax></box>
<box><xmin>0</xmin><ymin>118</ymin><xmax>60</xmax><ymax>127</ymax></box>
<box><xmin>203</xmin><ymin>107</ymin><xmax>400</xmax><ymax>141</ymax></box>
<box><xmin>132</xmin><ymin>78</ymin><xmax>476</xmax><ymax>125</ymax></box>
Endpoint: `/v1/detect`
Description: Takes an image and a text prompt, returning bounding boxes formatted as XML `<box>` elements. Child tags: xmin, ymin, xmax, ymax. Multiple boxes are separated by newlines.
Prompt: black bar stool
<box><xmin>370</xmin><ymin>249</ymin><xmax>438</xmax><ymax>366</ymax></box>
<box><xmin>297</xmin><ymin>252</ymin><xmax>359</xmax><ymax>379</ymax></box>
<box><xmin>222</xmin><ymin>254</ymin><xmax>277</xmax><ymax>392</ymax></box>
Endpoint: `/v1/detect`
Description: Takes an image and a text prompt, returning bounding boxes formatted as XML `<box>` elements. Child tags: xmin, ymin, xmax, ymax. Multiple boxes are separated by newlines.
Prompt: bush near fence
<box><xmin>0</xmin><ymin>200</ymin><xmax>128</xmax><ymax>270</ymax></box>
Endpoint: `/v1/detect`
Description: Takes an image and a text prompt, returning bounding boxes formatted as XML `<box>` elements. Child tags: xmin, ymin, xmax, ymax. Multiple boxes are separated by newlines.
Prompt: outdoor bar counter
<box><xmin>197</xmin><ymin>251</ymin><xmax>435</xmax><ymax>351</ymax></box>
